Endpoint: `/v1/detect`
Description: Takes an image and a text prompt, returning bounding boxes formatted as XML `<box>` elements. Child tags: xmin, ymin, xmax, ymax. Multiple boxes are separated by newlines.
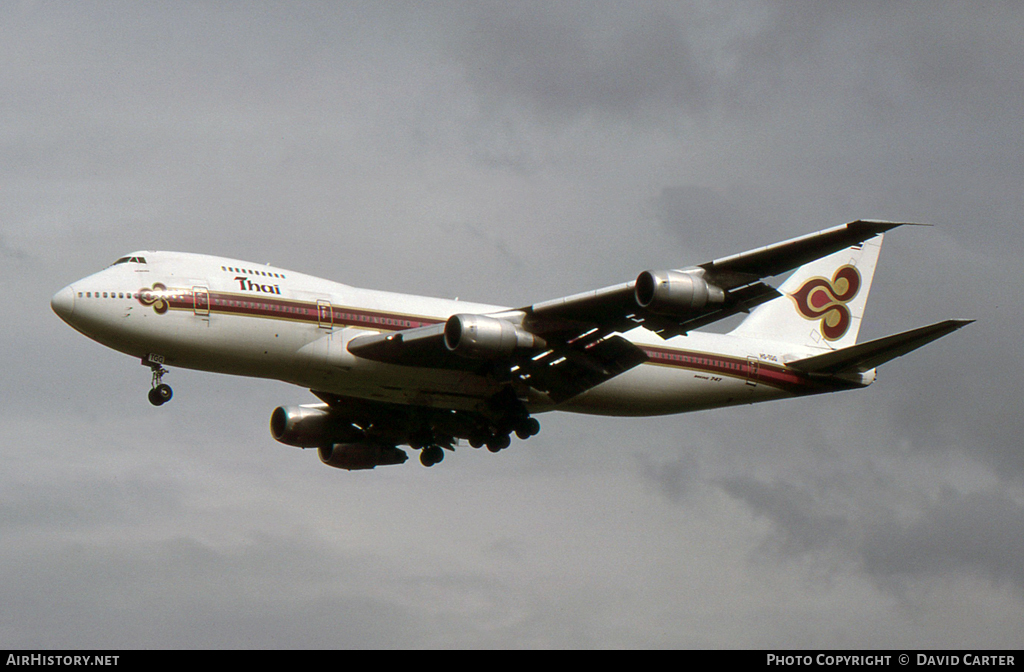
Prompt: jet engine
<box><xmin>318</xmin><ymin>443</ymin><xmax>408</xmax><ymax>471</ymax></box>
<box><xmin>444</xmin><ymin>314</ymin><xmax>544</xmax><ymax>359</ymax></box>
<box><xmin>270</xmin><ymin>404</ymin><xmax>361</xmax><ymax>448</ymax></box>
<box><xmin>634</xmin><ymin>270</ymin><xmax>724</xmax><ymax>314</ymax></box>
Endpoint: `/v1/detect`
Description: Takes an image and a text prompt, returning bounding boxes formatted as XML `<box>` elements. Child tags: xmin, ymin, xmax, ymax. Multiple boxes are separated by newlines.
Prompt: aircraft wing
<box><xmin>520</xmin><ymin>219</ymin><xmax>911</xmax><ymax>339</ymax></box>
<box><xmin>695</xmin><ymin>219</ymin><xmax>913</xmax><ymax>286</ymax></box>
<box><xmin>347</xmin><ymin>320</ymin><xmax>648</xmax><ymax>403</ymax></box>
<box><xmin>349</xmin><ymin>220</ymin><xmax>912</xmax><ymax>403</ymax></box>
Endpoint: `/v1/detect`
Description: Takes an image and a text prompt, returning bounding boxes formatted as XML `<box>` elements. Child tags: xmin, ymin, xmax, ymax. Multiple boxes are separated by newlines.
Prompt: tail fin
<box><xmin>729</xmin><ymin>234</ymin><xmax>885</xmax><ymax>350</ymax></box>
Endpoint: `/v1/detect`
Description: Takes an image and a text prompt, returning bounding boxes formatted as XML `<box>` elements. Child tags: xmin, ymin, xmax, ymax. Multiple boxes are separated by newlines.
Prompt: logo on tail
<box><xmin>790</xmin><ymin>266</ymin><xmax>861</xmax><ymax>341</ymax></box>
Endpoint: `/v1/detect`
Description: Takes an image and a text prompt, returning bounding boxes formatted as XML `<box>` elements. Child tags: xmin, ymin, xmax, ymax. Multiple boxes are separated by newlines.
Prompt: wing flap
<box><xmin>518</xmin><ymin>333</ymin><xmax>649</xmax><ymax>403</ymax></box>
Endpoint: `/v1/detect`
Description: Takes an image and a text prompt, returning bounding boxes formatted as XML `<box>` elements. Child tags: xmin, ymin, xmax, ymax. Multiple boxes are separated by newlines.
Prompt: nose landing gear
<box><xmin>142</xmin><ymin>355</ymin><xmax>173</xmax><ymax>406</ymax></box>
<box><xmin>148</xmin><ymin>383</ymin><xmax>173</xmax><ymax>406</ymax></box>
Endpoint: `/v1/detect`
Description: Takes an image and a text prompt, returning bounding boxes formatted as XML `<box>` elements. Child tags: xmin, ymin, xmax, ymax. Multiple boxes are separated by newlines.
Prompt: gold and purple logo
<box><xmin>790</xmin><ymin>265</ymin><xmax>861</xmax><ymax>341</ymax></box>
<box><xmin>138</xmin><ymin>283</ymin><xmax>171</xmax><ymax>314</ymax></box>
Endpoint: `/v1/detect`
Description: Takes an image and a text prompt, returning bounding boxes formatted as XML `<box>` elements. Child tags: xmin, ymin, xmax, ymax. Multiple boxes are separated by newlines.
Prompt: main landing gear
<box><xmin>143</xmin><ymin>355</ymin><xmax>173</xmax><ymax>406</ymax></box>
<box><xmin>457</xmin><ymin>389</ymin><xmax>542</xmax><ymax>460</ymax></box>
<box><xmin>465</xmin><ymin>416</ymin><xmax>541</xmax><ymax>456</ymax></box>
<box><xmin>408</xmin><ymin>415</ymin><xmax>542</xmax><ymax>468</ymax></box>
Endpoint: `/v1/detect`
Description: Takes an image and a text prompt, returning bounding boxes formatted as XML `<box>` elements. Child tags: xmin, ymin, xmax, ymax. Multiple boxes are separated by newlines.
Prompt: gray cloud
<box><xmin>720</xmin><ymin>476</ymin><xmax>849</xmax><ymax>556</ymax></box>
<box><xmin>862</xmin><ymin>489</ymin><xmax>1024</xmax><ymax>595</ymax></box>
<box><xmin>3</xmin><ymin>1</ymin><xmax>1022</xmax><ymax>649</ymax></box>
<box><xmin>451</xmin><ymin>2</ymin><xmax>713</xmax><ymax>121</ymax></box>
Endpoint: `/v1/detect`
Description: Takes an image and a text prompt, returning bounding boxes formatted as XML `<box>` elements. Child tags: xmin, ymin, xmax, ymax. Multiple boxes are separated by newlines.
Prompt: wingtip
<box><xmin>847</xmin><ymin>219</ymin><xmax>932</xmax><ymax>232</ymax></box>
<box><xmin>927</xmin><ymin>318</ymin><xmax>975</xmax><ymax>339</ymax></box>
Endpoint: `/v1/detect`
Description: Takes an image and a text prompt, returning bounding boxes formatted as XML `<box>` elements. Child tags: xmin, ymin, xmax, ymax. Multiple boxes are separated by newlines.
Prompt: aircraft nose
<box><xmin>51</xmin><ymin>285</ymin><xmax>75</xmax><ymax>321</ymax></box>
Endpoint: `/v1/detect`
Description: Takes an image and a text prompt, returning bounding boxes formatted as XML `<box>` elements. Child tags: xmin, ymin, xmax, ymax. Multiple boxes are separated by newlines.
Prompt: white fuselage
<box><xmin>52</xmin><ymin>251</ymin><xmax>849</xmax><ymax>417</ymax></box>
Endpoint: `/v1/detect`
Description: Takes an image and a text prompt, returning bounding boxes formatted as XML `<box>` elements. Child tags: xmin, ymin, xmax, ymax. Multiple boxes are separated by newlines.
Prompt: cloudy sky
<box><xmin>2</xmin><ymin>1</ymin><xmax>1022</xmax><ymax>649</ymax></box>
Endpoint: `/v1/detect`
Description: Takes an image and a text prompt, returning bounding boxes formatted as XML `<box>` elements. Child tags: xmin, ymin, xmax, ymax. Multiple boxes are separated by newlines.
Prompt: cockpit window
<box><xmin>110</xmin><ymin>256</ymin><xmax>147</xmax><ymax>266</ymax></box>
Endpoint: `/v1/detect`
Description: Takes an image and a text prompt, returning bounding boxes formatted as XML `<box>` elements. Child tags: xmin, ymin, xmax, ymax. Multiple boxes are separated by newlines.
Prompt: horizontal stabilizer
<box><xmin>787</xmin><ymin>319</ymin><xmax>973</xmax><ymax>374</ymax></box>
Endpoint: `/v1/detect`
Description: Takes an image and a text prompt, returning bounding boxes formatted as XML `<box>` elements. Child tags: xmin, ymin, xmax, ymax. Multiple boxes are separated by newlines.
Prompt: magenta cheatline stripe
<box><xmin>142</xmin><ymin>286</ymin><xmax>831</xmax><ymax>394</ymax></box>
<box><xmin>144</xmin><ymin>285</ymin><xmax>443</xmax><ymax>330</ymax></box>
<box><xmin>640</xmin><ymin>345</ymin><xmax>829</xmax><ymax>394</ymax></box>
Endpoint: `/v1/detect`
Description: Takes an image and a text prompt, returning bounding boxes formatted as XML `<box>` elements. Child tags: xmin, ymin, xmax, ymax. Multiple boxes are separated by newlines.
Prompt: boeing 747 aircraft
<box><xmin>51</xmin><ymin>220</ymin><xmax>969</xmax><ymax>470</ymax></box>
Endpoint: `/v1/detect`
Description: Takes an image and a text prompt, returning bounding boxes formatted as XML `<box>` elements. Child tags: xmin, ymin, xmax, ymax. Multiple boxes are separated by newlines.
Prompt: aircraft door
<box><xmin>746</xmin><ymin>356</ymin><xmax>759</xmax><ymax>386</ymax></box>
<box><xmin>317</xmin><ymin>299</ymin><xmax>333</xmax><ymax>329</ymax></box>
<box><xmin>193</xmin><ymin>286</ymin><xmax>210</xmax><ymax>316</ymax></box>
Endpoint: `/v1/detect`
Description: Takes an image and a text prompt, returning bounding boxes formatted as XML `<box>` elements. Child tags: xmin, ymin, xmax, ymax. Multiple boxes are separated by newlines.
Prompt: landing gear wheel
<box><xmin>525</xmin><ymin>417</ymin><xmax>540</xmax><ymax>435</ymax></box>
<box><xmin>144</xmin><ymin>356</ymin><xmax>173</xmax><ymax>406</ymax></box>
<box><xmin>486</xmin><ymin>434</ymin><xmax>511</xmax><ymax>453</ymax></box>
<box><xmin>420</xmin><ymin>445</ymin><xmax>445</xmax><ymax>467</ymax></box>
<box><xmin>515</xmin><ymin>417</ymin><xmax>540</xmax><ymax>440</ymax></box>
<box><xmin>155</xmin><ymin>383</ymin><xmax>173</xmax><ymax>404</ymax></box>
<box><xmin>148</xmin><ymin>384</ymin><xmax>173</xmax><ymax>406</ymax></box>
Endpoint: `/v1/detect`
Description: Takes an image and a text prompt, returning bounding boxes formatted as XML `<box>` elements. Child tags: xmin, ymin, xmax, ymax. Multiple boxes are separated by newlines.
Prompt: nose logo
<box><xmin>790</xmin><ymin>266</ymin><xmax>861</xmax><ymax>341</ymax></box>
<box><xmin>138</xmin><ymin>283</ymin><xmax>170</xmax><ymax>314</ymax></box>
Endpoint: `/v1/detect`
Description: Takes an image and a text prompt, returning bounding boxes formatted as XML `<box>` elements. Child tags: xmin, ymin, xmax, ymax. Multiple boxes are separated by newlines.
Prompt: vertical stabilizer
<box><xmin>729</xmin><ymin>234</ymin><xmax>884</xmax><ymax>350</ymax></box>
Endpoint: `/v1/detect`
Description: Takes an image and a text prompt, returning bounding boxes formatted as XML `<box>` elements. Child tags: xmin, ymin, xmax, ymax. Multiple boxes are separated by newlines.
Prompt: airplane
<box><xmin>50</xmin><ymin>220</ymin><xmax>970</xmax><ymax>470</ymax></box>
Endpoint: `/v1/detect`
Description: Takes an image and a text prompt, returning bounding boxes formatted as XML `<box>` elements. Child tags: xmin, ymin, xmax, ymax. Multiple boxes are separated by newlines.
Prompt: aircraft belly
<box><xmin>95</xmin><ymin>307</ymin><xmax>315</xmax><ymax>378</ymax></box>
<box><xmin>556</xmin><ymin>361</ymin><xmax>789</xmax><ymax>416</ymax></box>
<box><xmin>304</xmin><ymin>359</ymin><xmax>500</xmax><ymax>411</ymax></box>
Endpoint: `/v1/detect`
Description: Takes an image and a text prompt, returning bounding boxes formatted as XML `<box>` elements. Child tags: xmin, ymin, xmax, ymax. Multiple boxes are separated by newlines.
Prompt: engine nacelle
<box><xmin>444</xmin><ymin>314</ymin><xmax>544</xmax><ymax>359</ymax></box>
<box><xmin>634</xmin><ymin>270</ymin><xmax>724</xmax><ymax>314</ymax></box>
<box><xmin>318</xmin><ymin>443</ymin><xmax>408</xmax><ymax>470</ymax></box>
<box><xmin>270</xmin><ymin>404</ymin><xmax>361</xmax><ymax>448</ymax></box>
